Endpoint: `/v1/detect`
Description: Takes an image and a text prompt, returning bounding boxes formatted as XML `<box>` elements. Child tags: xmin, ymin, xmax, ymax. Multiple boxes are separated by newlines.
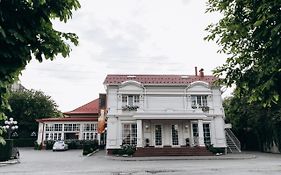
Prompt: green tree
<box><xmin>0</xmin><ymin>0</ymin><xmax>80</xmax><ymax>143</ymax></box>
<box><xmin>205</xmin><ymin>0</ymin><xmax>281</xmax><ymax>106</ymax></box>
<box><xmin>4</xmin><ymin>90</ymin><xmax>61</xmax><ymax>139</ymax></box>
<box><xmin>224</xmin><ymin>90</ymin><xmax>281</xmax><ymax>151</ymax></box>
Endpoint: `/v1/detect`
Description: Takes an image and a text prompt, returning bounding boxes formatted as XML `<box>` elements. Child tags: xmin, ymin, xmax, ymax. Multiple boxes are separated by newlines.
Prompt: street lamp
<box><xmin>4</xmin><ymin>118</ymin><xmax>18</xmax><ymax>139</ymax></box>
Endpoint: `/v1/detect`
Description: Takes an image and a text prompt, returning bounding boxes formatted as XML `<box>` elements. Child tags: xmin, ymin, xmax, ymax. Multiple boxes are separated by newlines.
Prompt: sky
<box><xmin>20</xmin><ymin>0</ymin><xmax>230</xmax><ymax>112</ymax></box>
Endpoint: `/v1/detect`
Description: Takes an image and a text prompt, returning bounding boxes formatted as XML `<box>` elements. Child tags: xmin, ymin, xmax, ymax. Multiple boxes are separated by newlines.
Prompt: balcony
<box><xmin>191</xmin><ymin>105</ymin><xmax>210</xmax><ymax>113</ymax></box>
<box><xmin>122</xmin><ymin>105</ymin><xmax>139</xmax><ymax>111</ymax></box>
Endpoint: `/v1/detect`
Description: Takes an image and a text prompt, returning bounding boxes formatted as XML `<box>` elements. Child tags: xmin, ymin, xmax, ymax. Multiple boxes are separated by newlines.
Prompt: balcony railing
<box><xmin>191</xmin><ymin>105</ymin><xmax>209</xmax><ymax>112</ymax></box>
<box><xmin>122</xmin><ymin>105</ymin><xmax>139</xmax><ymax>111</ymax></box>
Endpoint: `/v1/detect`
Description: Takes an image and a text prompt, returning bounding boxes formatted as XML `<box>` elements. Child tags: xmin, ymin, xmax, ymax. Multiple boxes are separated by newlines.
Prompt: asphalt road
<box><xmin>0</xmin><ymin>148</ymin><xmax>281</xmax><ymax>175</ymax></box>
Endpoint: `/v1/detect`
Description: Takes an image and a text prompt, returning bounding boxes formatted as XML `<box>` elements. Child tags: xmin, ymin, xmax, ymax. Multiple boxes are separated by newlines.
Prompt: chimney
<box><xmin>195</xmin><ymin>67</ymin><xmax>198</xmax><ymax>76</ymax></box>
<box><xmin>199</xmin><ymin>68</ymin><xmax>204</xmax><ymax>77</ymax></box>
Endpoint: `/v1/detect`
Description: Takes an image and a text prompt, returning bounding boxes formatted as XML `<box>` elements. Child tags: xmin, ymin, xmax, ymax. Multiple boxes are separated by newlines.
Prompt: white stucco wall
<box><xmin>106</xmin><ymin>80</ymin><xmax>227</xmax><ymax>149</ymax></box>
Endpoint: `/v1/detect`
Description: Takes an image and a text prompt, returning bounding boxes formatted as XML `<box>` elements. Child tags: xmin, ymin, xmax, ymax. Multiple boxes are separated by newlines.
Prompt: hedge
<box><xmin>0</xmin><ymin>139</ymin><xmax>13</xmax><ymax>161</ymax></box>
<box><xmin>14</xmin><ymin>138</ymin><xmax>37</xmax><ymax>147</ymax></box>
<box><xmin>82</xmin><ymin>140</ymin><xmax>99</xmax><ymax>155</ymax></box>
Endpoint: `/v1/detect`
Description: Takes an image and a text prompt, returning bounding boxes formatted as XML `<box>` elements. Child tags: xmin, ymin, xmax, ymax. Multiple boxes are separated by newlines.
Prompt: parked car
<box><xmin>52</xmin><ymin>141</ymin><xmax>68</xmax><ymax>151</ymax></box>
<box><xmin>11</xmin><ymin>147</ymin><xmax>20</xmax><ymax>159</ymax></box>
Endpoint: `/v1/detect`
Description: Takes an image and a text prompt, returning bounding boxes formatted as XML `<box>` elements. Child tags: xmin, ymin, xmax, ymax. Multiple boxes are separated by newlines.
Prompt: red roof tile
<box><xmin>36</xmin><ymin>117</ymin><xmax>98</xmax><ymax>123</ymax></box>
<box><xmin>103</xmin><ymin>74</ymin><xmax>217</xmax><ymax>85</ymax></box>
<box><xmin>64</xmin><ymin>98</ymin><xmax>99</xmax><ymax>115</ymax></box>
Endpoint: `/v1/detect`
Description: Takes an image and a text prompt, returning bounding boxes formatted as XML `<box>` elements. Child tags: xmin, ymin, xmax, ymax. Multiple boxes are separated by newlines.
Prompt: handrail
<box><xmin>226</xmin><ymin>128</ymin><xmax>241</xmax><ymax>149</ymax></box>
<box><xmin>225</xmin><ymin>128</ymin><xmax>241</xmax><ymax>152</ymax></box>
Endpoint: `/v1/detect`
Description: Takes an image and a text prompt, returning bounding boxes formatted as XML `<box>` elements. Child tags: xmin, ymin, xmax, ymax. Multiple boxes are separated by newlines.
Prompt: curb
<box><xmin>86</xmin><ymin>149</ymin><xmax>99</xmax><ymax>157</ymax></box>
<box><xmin>106</xmin><ymin>154</ymin><xmax>256</xmax><ymax>161</ymax></box>
<box><xmin>0</xmin><ymin>159</ymin><xmax>20</xmax><ymax>166</ymax></box>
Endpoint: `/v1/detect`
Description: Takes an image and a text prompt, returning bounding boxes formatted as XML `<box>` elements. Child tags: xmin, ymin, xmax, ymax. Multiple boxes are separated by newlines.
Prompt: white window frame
<box><xmin>45</xmin><ymin>132</ymin><xmax>62</xmax><ymax>141</ymax></box>
<box><xmin>191</xmin><ymin>95</ymin><xmax>208</xmax><ymax>108</ymax></box>
<box><xmin>191</xmin><ymin>122</ymin><xmax>199</xmax><ymax>146</ymax></box>
<box><xmin>154</xmin><ymin>124</ymin><xmax>163</xmax><ymax>147</ymax></box>
<box><xmin>203</xmin><ymin>122</ymin><xmax>211</xmax><ymax>145</ymax></box>
<box><xmin>122</xmin><ymin>123</ymin><xmax>137</xmax><ymax>145</ymax></box>
<box><xmin>122</xmin><ymin>95</ymin><xmax>140</xmax><ymax>106</ymax></box>
<box><xmin>64</xmin><ymin>123</ymin><xmax>80</xmax><ymax>132</ymax></box>
<box><xmin>82</xmin><ymin>123</ymin><xmax>97</xmax><ymax>140</ymax></box>
<box><xmin>171</xmin><ymin>124</ymin><xmax>179</xmax><ymax>146</ymax></box>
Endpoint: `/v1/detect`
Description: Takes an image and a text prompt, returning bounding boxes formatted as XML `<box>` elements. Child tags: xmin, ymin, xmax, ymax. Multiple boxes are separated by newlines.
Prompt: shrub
<box><xmin>122</xmin><ymin>144</ymin><xmax>136</xmax><ymax>155</ymax></box>
<box><xmin>206</xmin><ymin>144</ymin><xmax>225</xmax><ymax>154</ymax></box>
<box><xmin>82</xmin><ymin>139</ymin><xmax>99</xmax><ymax>155</ymax></box>
<box><xmin>14</xmin><ymin>138</ymin><xmax>37</xmax><ymax>147</ymax></box>
<box><xmin>44</xmin><ymin>140</ymin><xmax>55</xmax><ymax>150</ymax></box>
<box><xmin>65</xmin><ymin>140</ymin><xmax>82</xmax><ymax>149</ymax></box>
<box><xmin>112</xmin><ymin>144</ymin><xmax>136</xmax><ymax>156</ymax></box>
<box><xmin>34</xmin><ymin>141</ymin><xmax>42</xmax><ymax>150</ymax></box>
<box><xmin>112</xmin><ymin>149</ymin><xmax>120</xmax><ymax>155</ymax></box>
<box><xmin>0</xmin><ymin>139</ymin><xmax>13</xmax><ymax>161</ymax></box>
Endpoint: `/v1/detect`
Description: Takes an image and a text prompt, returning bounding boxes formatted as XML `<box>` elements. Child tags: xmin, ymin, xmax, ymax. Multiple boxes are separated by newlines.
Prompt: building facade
<box><xmin>36</xmin><ymin>95</ymin><xmax>106</xmax><ymax>146</ymax></box>
<box><xmin>104</xmin><ymin>71</ymin><xmax>227</xmax><ymax>155</ymax></box>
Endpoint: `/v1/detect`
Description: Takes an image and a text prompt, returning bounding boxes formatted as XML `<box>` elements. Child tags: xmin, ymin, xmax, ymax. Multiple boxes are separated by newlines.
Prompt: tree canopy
<box><xmin>0</xmin><ymin>0</ymin><xmax>80</xmax><ymax>143</ymax></box>
<box><xmin>205</xmin><ymin>0</ymin><xmax>281</xmax><ymax>106</ymax></box>
<box><xmin>4</xmin><ymin>90</ymin><xmax>61</xmax><ymax>138</ymax></box>
<box><xmin>223</xmin><ymin>90</ymin><xmax>281</xmax><ymax>151</ymax></box>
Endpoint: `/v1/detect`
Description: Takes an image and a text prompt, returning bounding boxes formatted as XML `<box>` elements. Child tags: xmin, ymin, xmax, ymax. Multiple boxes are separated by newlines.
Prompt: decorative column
<box><xmin>137</xmin><ymin>120</ymin><xmax>143</xmax><ymax>147</ymax></box>
<box><xmin>198</xmin><ymin>120</ymin><xmax>205</xmax><ymax>146</ymax></box>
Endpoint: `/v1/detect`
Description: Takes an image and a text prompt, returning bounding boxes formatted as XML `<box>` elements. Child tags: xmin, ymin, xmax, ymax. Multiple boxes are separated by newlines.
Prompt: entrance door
<box><xmin>171</xmin><ymin>124</ymin><xmax>179</xmax><ymax>146</ymax></box>
<box><xmin>155</xmin><ymin>125</ymin><xmax>162</xmax><ymax>146</ymax></box>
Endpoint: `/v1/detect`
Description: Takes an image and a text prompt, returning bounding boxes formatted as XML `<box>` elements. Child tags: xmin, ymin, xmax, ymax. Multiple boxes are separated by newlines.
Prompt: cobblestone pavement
<box><xmin>0</xmin><ymin>148</ymin><xmax>281</xmax><ymax>175</ymax></box>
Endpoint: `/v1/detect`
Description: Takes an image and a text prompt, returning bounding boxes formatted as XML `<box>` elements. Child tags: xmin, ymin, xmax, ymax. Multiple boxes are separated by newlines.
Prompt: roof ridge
<box><xmin>64</xmin><ymin>98</ymin><xmax>99</xmax><ymax>114</ymax></box>
<box><xmin>106</xmin><ymin>74</ymin><xmax>214</xmax><ymax>76</ymax></box>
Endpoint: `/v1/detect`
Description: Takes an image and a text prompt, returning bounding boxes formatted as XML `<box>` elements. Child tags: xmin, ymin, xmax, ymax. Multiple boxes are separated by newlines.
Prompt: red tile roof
<box><xmin>64</xmin><ymin>98</ymin><xmax>99</xmax><ymax>115</ymax></box>
<box><xmin>36</xmin><ymin>117</ymin><xmax>98</xmax><ymax>123</ymax></box>
<box><xmin>103</xmin><ymin>74</ymin><xmax>217</xmax><ymax>85</ymax></box>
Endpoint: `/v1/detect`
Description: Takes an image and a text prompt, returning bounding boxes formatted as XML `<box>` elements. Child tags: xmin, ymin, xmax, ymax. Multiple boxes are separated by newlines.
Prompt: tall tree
<box><xmin>5</xmin><ymin>90</ymin><xmax>61</xmax><ymax>138</ymax></box>
<box><xmin>205</xmin><ymin>0</ymin><xmax>281</xmax><ymax>106</ymax></box>
<box><xmin>0</xmin><ymin>0</ymin><xmax>80</xmax><ymax>143</ymax></box>
<box><xmin>223</xmin><ymin>90</ymin><xmax>281</xmax><ymax>151</ymax></box>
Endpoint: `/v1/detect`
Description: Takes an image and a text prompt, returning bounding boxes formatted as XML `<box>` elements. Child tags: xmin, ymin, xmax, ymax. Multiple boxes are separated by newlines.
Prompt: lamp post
<box><xmin>4</xmin><ymin>118</ymin><xmax>18</xmax><ymax>139</ymax></box>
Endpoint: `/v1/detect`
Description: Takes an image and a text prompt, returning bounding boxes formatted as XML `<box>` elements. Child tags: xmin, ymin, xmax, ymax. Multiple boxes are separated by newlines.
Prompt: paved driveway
<box><xmin>0</xmin><ymin>148</ymin><xmax>281</xmax><ymax>175</ymax></box>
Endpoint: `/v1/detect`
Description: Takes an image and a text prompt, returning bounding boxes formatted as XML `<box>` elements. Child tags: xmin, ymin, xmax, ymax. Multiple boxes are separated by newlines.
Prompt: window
<box><xmin>73</xmin><ymin>124</ymin><xmax>80</xmax><ymax>131</ymax></box>
<box><xmin>54</xmin><ymin>124</ymin><xmax>62</xmax><ymax>131</ymax></box>
<box><xmin>171</xmin><ymin>125</ymin><xmax>179</xmax><ymax>145</ymax></box>
<box><xmin>155</xmin><ymin>125</ymin><xmax>162</xmax><ymax>146</ymax></box>
<box><xmin>122</xmin><ymin>123</ymin><xmax>137</xmax><ymax>145</ymax></box>
<box><xmin>46</xmin><ymin>124</ymin><xmax>54</xmax><ymax>131</ymax></box>
<box><xmin>45</xmin><ymin>133</ymin><xmax>49</xmax><ymax>140</ymax></box>
<box><xmin>122</xmin><ymin>96</ymin><xmax>127</xmax><ymax>103</ymax></box>
<box><xmin>191</xmin><ymin>95</ymin><xmax>208</xmax><ymax>108</ymax></box>
<box><xmin>83</xmin><ymin>123</ymin><xmax>97</xmax><ymax>131</ymax></box>
<box><xmin>122</xmin><ymin>95</ymin><xmax>140</xmax><ymax>106</ymax></box>
<box><xmin>192</xmin><ymin>123</ymin><xmax>199</xmax><ymax>145</ymax></box>
<box><xmin>64</xmin><ymin>124</ymin><xmax>80</xmax><ymax>131</ymax></box>
<box><xmin>134</xmin><ymin>95</ymin><xmax>140</xmax><ymax>103</ymax></box>
<box><xmin>83</xmin><ymin>132</ymin><xmax>97</xmax><ymax>140</ymax></box>
<box><xmin>82</xmin><ymin>123</ymin><xmax>97</xmax><ymax>140</ymax></box>
<box><xmin>64</xmin><ymin>124</ymin><xmax>72</xmax><ymax>131</ymax></box>
<box><xmin>203</xmin><ymin>123</ymin><xmax>211</xmax><ymax>145</ymax></box>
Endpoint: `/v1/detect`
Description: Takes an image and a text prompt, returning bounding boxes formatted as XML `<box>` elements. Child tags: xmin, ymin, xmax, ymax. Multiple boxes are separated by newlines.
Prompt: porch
<box><xmin>134</xmin><ymin>119</ymin><xmax>212</xmax><ymax>148</ymax></box>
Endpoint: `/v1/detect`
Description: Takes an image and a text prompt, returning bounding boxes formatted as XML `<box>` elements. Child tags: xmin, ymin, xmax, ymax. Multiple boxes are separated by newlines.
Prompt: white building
<box><xmin>104</xmin><ymin>70</ymin><xmax>227</xmax><ymax>156</ymax></box>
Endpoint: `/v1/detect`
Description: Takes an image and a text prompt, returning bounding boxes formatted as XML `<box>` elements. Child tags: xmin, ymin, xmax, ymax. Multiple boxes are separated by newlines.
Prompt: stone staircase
<box><xmin>134</xmin><ymin>146</ymin><xmax>213</xmax><ymax>157</ymax></box>
<box><xmin>225</xmin><ymin>128</ymin><xmax>241</xmax><ymax>153</ymax></box>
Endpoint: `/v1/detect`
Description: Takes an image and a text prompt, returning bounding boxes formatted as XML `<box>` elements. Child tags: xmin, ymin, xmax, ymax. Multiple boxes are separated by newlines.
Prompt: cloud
<box><xmin>20</xmin><ymin>0</ymin><xmax>228</xmax><ymax>111</ymax></box>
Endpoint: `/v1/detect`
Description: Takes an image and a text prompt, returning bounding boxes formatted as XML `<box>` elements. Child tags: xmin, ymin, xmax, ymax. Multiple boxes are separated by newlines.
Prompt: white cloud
<box><xmin>20</xmin><ymin>0</ymin><xmax>228</xmax><ymax>111</ymax></box>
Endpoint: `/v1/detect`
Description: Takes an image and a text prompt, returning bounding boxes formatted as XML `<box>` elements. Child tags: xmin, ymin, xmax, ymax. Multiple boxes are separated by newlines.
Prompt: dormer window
<box><xmin>191</xmin><ymin>95</ymin><xmax>208</xmax><ymax>108</ymax></box>
<box><xmin>122</xmin><ymin>95</ymin><xmax>140</xmax><ymax>111</ymax></box>
<box><xmin>122</xmin><ymin>95</ymin><xmax>140</xmax><ymax>106</ymax></box>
